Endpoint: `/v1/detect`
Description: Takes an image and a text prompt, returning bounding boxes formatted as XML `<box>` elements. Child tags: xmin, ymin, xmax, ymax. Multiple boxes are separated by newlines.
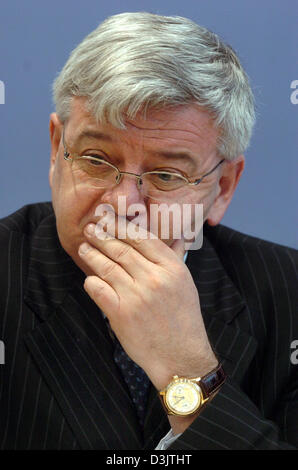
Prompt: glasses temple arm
<box><xmin>193</xmin><ymin>158</ymin><xmax>225</xmax><ymax>185</ymax></box>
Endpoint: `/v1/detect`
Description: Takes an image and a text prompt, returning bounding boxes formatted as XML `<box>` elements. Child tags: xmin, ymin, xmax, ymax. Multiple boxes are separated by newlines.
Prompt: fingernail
<box><xmin>85</xmin><ymin>223</ymin><xmax>95</xmax><ymax>236</ymax></box>
<box><xmin>79</xmin><ymin>242</ymin><xmax>92</xmax><ymax>255</ymax></box>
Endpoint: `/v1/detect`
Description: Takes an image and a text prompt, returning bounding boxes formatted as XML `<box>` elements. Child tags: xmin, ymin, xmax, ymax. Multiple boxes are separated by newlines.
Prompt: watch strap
<box><xmin>198</xmin><ymin>363</ymin><xmax>226</xmax><ymax>398</ymax></box>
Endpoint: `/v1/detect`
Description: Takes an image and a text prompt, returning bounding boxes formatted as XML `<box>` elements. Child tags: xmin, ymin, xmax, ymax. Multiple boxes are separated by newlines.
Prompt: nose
<box><xmin>99</xmin><ymin>172</ymin><xmax>148</xmax><ymax>219</ymax></box>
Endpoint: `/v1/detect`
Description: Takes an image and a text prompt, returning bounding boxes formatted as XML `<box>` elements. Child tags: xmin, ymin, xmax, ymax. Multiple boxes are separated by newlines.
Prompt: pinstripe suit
<box><xmin>0</xmin><ymin>202</ymin><xmax>297</xmax><ymax>449</ymax></box>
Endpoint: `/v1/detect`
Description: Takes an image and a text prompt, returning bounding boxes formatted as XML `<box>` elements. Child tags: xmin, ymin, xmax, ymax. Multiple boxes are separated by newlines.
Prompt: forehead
<box><xmin>65</xmin><ymin>97</ymin><xmax>219</xmax><ymax>155</ymax></box>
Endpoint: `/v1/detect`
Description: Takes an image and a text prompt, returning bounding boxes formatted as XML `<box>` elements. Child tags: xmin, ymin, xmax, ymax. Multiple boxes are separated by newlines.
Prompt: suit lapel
<box><xmin>24</xmin><ymin>212</ymin><xmax>143</xmax><ymax>449</ymax></box>
<box><xmin>187</xmin><ymin>233</ymin><xmax>257</xmax><ymax>382</ymax></box>
<box><xmin>143</xmin><ymin>230</ymin><xmax>257</xmax><ymax>449</ymax></box>
<box><xmin>24</xmin><ymin>211</ymin><xmax>257</xmax><ymax>449</ymax></box>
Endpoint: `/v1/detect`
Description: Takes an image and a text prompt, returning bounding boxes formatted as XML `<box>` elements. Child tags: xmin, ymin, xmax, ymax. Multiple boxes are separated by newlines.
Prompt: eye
<box><xmin>157</xmin><ymin>172</ymin><xmax>177</xmax><ymax>181</ymax></box>
<box><xmin>82</xmin><ymin>156</ymin><xmax>107</xmax><ymax>166</ymax></box>
<box><xmin>75</xmin><ymin>156</ymin><xmax>112</xmax><ymax>177</ymax></box>
<box><xmin>89</xmin><ymin>158</ymin><xmax>105</xmax><ymax>166</ymax></box>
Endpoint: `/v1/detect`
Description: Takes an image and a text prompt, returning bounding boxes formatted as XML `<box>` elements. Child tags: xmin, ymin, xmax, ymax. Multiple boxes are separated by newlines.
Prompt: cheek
<box><xmin>145</xmin><ymin>197</ymin><xmax>200</xmax><ymax>243</ymax></box>
<box><xmin>199</xmin><ymin>182</ymin><xmax>219</xmax><ymax>221</ymax></box>
<box><xmin>52</xmin><ymin>175</ymin><xmax>106</xmax><ymax>254</ymax></box>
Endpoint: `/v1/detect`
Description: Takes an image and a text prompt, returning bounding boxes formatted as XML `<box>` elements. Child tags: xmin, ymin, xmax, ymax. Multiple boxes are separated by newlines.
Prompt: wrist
<box><xmin>150</xmin><ymin>353</ymin><xmax>219</xmax><ymax>391</ymax></box>
<box><xmin>158</xmin><ymin>362</ymin><xmax>226</xmax><ymax>423</ymax></box>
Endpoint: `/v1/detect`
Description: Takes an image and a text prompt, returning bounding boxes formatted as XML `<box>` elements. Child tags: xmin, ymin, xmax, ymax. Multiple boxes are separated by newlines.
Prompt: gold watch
<box><xmin>159</xmin><ymin>363</ymin><xmax>226</xmax><ymax>416</ymax></box>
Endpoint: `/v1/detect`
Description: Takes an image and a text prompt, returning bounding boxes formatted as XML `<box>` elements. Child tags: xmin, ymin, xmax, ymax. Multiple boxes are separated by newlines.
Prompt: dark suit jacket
<box><xmin>0</xmin><ymin>202</ymin><xmax>297</xmax><ymax>450</ymax></box>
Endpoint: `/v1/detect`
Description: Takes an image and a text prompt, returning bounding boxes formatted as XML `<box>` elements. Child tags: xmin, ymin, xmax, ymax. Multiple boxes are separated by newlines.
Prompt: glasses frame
<box><xmin>62</xmin><ymin>128</ymin><xmax>225</xmax><ymax>191</ymax></box>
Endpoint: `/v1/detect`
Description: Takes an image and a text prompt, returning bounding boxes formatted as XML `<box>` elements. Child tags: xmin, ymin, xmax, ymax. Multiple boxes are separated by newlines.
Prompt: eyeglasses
<box><xmin>62</xmin><ymin>128</ymin><xmax>224</xmax><ymax>201</ymax></box>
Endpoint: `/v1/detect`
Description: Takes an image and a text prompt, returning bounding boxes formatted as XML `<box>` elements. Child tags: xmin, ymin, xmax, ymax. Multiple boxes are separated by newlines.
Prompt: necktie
<box><xmin>113</xmin><ymin>338</ymin><xmax>150</xmax><ymax>426</ymax></box>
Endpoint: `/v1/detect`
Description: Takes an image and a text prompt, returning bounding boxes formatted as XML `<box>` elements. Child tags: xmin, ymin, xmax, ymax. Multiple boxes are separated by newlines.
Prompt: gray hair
<box><xmin>52</xmin><ymin>12</ymin><xmax>256</xmax><ymax>160</ymax></box>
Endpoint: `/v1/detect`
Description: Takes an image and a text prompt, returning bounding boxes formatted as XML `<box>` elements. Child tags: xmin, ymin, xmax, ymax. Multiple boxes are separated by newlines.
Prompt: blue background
<box><xmin>0</xmin><ymin>0</ymin><xmax>297</xmax><ymax>248</ymax></box>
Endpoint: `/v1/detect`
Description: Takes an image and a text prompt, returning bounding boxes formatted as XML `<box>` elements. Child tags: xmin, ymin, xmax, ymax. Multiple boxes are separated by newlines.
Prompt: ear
<box><xmin>206</xmin><ymin>155</ymin><xmax>245</xmax><ymax>226</ymax></box>
<box><xmin>49</xmin><ymin>113</ymin><xmax>63</xmax><ymax>188</ymax></box>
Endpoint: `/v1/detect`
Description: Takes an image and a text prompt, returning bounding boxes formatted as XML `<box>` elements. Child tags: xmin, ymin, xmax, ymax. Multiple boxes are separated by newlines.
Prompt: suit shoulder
<box><xmin>0</xmin><ymin>202</ymin><xmax>53</xmax><ymax>238</ymax></box>
<box><xmin>204</xmin><ymin>223</ymin><xmax>297</xmax><ymax>294</ymax></box>
<box><xmin>0</xmin><ymin>202</ymin><xmax>54</xmax><ymax>319</ymax></box>
<box><xmin>205</xmin><ymin>223</ymin><xmax>297</xmax><ymax>263</ymax></box>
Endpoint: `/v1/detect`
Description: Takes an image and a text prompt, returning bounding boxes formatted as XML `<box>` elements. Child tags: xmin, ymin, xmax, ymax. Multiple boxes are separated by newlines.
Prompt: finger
<box><xmin>89</xmin><ymin>211</ymin><xmax>182</xmax><ymax>267</ymax></box>
<box><xmin>84</xmin><ymin>275</ymin><xmax>120</xmax><ymax>317</ymax></box>
<box><xmin>84</xmin><ymin>223</ymin><xmax>155</xmax><ymax>278</ymax></box>
<box><xmin>78</xmin><ymin>242</ymin><xmax>133</xmax><ymax>291</ymax></box>
<box><xmin>170</xmin><ymin>237</ymin><xmax>186</xmax><ymax>262</ymax></box>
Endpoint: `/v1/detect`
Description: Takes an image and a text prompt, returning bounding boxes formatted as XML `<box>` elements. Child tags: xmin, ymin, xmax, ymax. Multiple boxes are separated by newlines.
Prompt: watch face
<box><xmin>165</xmin><ymin>379</ymin><xmax>202</xmax><ymax>415</ymax></box>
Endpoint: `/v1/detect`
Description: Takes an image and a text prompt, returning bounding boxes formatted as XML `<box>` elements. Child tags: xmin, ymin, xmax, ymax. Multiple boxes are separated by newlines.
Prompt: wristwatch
<box><xmin>159</xmin><ymin>363</ymin><xmax>226</xmax><ymax>416</ymax></box>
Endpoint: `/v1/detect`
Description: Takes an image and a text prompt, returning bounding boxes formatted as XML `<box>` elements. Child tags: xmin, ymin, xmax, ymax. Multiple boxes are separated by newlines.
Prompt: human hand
<box><xmin>78</xmin><ymin>213</ymin><xmax>217</xmax><ymax>391</ymax></box>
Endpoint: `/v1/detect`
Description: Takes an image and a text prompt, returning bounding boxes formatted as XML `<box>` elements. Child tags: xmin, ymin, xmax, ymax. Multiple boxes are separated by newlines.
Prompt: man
<box><xmin>0</xmin><ymin>12</ymin><xmax>297</xmax><ymax>450</ymax></box>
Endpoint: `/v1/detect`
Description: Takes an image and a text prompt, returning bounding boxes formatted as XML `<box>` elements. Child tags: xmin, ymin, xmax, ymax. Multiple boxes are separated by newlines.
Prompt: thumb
<box><xmin>170</xmin><ymin>236</ymin><xmax>186</xmax><ymax>261</ymax></box>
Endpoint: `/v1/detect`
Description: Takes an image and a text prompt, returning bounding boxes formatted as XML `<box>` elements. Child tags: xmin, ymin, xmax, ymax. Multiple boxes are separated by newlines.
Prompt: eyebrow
<box><xmin>154</xmin><ymin>150</ymin><xmax>197</xmax><ymax>169</ymax></box>
<box><xmin>72</xmin><ymin>129</ymin><xmax>113</xmax><ymax>144</ymax></box>
<box><xmin>72</xmin><ymin>129</ymin><xmax>198</xmax><ymax>169</ymax></box>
